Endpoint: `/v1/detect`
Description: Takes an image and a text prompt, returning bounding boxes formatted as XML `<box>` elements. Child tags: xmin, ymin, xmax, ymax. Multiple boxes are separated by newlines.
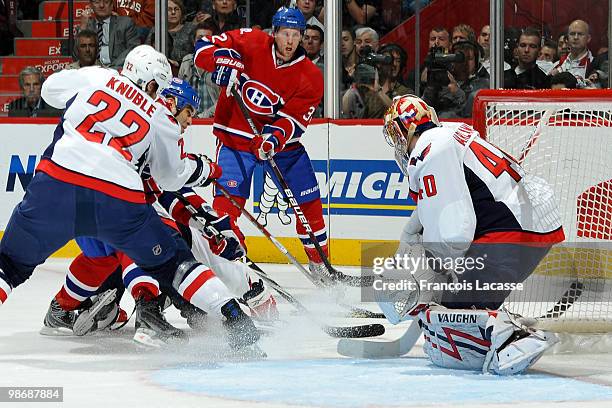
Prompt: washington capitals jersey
<box><xmin>39</xmin><ymin>66</ymin><xmax>196</xmax><ymax>203</ymax></box>
<box><xmin>194</xmin><ymin>28</ymin><xmax>323</xmax><ymax>151</ymax></box>
<box><xmin>408</xmin><ymin>122</ymin><xmax>564</xmax><ymax>260</ymax></box>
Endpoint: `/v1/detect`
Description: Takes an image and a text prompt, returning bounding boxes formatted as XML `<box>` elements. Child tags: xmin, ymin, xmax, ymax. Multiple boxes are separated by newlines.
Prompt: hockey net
<box><xmin>473</xmin><ymin>89</ymin><xmax>612</xmax><ymax>336</ymax></box>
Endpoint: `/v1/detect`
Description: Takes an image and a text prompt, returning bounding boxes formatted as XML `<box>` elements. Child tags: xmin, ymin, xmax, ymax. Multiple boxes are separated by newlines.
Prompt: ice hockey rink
<box><xmin>2</xmin><ymin>259</ymin><xmax>612</xmax><ymax>408</ymax></box>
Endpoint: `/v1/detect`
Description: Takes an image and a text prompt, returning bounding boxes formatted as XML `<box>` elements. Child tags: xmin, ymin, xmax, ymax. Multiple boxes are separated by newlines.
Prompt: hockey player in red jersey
<box><xmin>193</xmin><ymin>7</ymin><xmax>330</xmax><ymax>285</ymax></box>
<box><xmin>0</xmin><ymin>46</ymin><xmax>260</xmax><ymax>351</ymax></box>
<box><xmin>377</xmin><ymin>94</ymin><xmax>564</xmax><ymax>374</ymax></box>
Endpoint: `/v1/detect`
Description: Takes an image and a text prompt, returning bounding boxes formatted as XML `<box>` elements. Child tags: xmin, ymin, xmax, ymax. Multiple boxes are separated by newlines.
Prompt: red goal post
<box><xmin>472</xmin><ymin>89</ymin><xmax>612</xmax><ymax>333</ymax></box>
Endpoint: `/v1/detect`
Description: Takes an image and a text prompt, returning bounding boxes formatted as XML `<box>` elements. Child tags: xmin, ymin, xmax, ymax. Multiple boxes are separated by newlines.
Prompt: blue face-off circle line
<box><xmin>150</xmin><ymin>358</ymin><xmax>612</xmax><ymax>407</ymax></box>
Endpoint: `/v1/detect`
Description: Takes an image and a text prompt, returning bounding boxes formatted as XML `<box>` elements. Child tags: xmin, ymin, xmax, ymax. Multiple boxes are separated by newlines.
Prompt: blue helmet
<box><xmin>272</xmin><ymin>7</ymin><xmax>306</xmax><ymax>32</ymax></box>
<box><xmin>161</xmin><ymin>77</ymin><xmax>201</xmax><ymax>112</ymax></box>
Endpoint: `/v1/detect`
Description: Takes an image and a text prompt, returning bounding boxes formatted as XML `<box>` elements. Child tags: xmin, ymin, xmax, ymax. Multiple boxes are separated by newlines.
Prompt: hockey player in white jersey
<box><xmin>0</xmin><ymin>45</ymin><xmax>260</xmax><ymax>351</ymax></box>
<box><xmin>378</xmin><ymin>94</ymin><xmax>565</xmax><ymax>374</ymax></box>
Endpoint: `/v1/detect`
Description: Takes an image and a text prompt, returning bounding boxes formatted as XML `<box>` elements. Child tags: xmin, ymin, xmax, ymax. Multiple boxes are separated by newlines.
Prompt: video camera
<box><xmin>359</xmin><ymin>45</ymin><xmax>393</xmax><ymax>66</ymax></box>
<box><xmin>424</xmin><ymin>46</ymin><xmax>465</xmax><ymax>86</ymax></box>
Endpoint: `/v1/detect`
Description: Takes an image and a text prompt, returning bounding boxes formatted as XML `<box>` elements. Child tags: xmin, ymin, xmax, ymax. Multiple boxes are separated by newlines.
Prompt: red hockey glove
<box><xmin>251</xmin><ymin>133</ymin><xmax>284</xmax><ymax>161</ymax></box>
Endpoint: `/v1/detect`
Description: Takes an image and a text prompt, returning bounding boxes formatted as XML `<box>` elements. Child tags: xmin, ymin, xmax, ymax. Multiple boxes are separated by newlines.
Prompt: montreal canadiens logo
<box><xmin>241</xmin><ymin>80</ymin><xmax>283</xmax><ymax>116</ymax></box>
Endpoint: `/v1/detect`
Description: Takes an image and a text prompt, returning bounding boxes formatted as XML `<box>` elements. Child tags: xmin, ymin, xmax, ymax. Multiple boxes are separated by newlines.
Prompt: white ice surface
<box><xmin>2</xmin><ymin>259</ymin><xmax>612</xmax><ymax>408</ymax></box>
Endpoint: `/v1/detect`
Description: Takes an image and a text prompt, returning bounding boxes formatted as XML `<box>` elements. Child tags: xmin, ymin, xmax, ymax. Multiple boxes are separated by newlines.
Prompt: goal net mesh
<box><xmin>473</xmin><ymin>90</ymin><xmax>612</xmax><ymax>333</ymax></box>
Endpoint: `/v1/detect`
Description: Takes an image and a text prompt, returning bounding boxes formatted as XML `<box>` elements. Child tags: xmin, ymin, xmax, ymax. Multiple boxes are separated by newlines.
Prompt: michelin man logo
<box><xmin>256</xmin><ymin>173</ymin><xmax>291</xmax><ymax>226</ymax></box>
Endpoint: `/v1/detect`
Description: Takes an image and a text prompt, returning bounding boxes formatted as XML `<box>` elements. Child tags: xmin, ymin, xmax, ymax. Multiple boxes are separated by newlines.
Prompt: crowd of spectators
<box><xmin>1</xmin><ymin>1</ymin><xmax>610</xmax><ymax>119</ymax></box>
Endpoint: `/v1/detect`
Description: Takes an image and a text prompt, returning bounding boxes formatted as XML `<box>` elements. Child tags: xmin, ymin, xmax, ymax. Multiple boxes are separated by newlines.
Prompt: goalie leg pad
<box><xmin>419</xmin><ymin>306</ymin><xmax>557</xmax><ymax>375</ymax></box>
<box><xmin>418</xmin><ymin>306</ymin><xmax>493</xmax><ymax>371</ymax></box>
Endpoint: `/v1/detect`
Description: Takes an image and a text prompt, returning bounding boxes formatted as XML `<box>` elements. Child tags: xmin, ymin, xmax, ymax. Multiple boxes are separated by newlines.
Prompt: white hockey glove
<box><xmin>184</xmin><ymin>153</ymin><xmax>223</xmax><ymax>188</ymax></box>
<box><xmin>189</xmin><ymin>204</ymin><xmax>246</xmax><ymax>261</ymax></box>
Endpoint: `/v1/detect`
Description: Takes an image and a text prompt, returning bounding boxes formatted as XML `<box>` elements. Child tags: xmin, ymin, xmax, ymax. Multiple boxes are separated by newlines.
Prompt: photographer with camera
<box><xmin>377</xmin><ymin>44</ymin><xmax>413</xmax><ymax>106</ymax></box>
<box><xmin>422</xmin><ymin>40</ymin><xmax>489</xmax><ymax>118</ymax></box>
<box><xmin>342</xmin><ymin>63</ymin><xmax>386</xmax><ymax>118</ymax></box>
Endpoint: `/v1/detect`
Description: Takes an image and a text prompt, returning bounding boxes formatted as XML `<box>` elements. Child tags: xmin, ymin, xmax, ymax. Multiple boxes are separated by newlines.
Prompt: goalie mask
<box><xmin>383</xmin><ymin>95</ymin><xmax>440</xmax><ymax>176</ymax></box>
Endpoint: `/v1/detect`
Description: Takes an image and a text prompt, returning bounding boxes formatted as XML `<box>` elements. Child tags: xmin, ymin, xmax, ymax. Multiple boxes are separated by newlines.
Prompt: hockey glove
<box><xmin>140</xmin><ymin>165</ymin><xmax>162</xmax><ymax>204</ymax></box>
<box><xmin>211</xmin><ymin>48</ymin><xmax>244</xmax><ymax>97</ymax></box>
<box><xmin>251</xmin><ymin>133</ymin><xmax>284</xmax><ymax>161</ymax></box>
<box><xmin>184</xmin><ymin>153</ymin><xmax>223</xmax><ymax>188</ymax></box>
<box><xmin>192</xmin><ymin>213</ymin><xmax>246</xmax><ymax>261</ymax></box>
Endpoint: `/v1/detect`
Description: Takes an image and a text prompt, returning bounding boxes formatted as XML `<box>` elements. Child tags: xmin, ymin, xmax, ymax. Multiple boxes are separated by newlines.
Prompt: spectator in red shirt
<box><xmin>115</xmin><ymin>0</ymin><xmax>155</xmax><ymax>41</ymax></box>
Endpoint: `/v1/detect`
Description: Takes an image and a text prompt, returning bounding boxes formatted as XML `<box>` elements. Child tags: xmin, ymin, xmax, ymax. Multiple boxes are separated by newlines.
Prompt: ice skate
<box><xmin>306</xmin><ymin>260</ymin><xmax>337</xmax><ymax>287</ymax></box>
<box><xmin>178</xmin><ymin>302</ymin><xmax>208</xmax><ymax>331</ymax></box>
<box><xmin>72</xmin><ymin>289</ymin><xmax>120</xmax><ymax>336</ymax></box>
<box><xmin>221</xmin><ymin>299</ymin><xmax>262</xmax><ymax>354</ymax></box>
<box><xmin>304</xmin><ymin>246</ymin><xmax>336</xmax><ymax>287</ymax></box>
<box><xmin>133</xmin><ymin>296</ymin><xmax>188</xmax><ymax>348</ymax></box>
<box><xmin>40</xmin><ymin>298</ymin><xmax>76</xmax><ymax>336</ymax></box>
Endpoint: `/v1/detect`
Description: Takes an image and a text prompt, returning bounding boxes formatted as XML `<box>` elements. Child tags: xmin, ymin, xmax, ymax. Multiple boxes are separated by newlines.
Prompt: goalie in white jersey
<box><xmin>378</xmin><ymin>95</ymin><xmax>565</xmax><ymax>374</ymax></box>
<box><xmin>0</xmin><ymin>45</ymin><xmax>260</xmax><ymax>351</ymax></box>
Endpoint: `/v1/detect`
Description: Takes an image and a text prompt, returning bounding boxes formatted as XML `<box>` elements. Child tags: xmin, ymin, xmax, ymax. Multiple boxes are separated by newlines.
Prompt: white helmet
<box><xmin>122</xmin><ymin>45</ymin><xmax>172</xmax><ymax>94</ymax></box>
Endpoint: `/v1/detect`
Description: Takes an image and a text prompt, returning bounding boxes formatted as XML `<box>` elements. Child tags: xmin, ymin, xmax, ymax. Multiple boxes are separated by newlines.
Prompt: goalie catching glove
<box><xmin>211</xmin><ymin>48</ymin><xmax>244</xmax><ymax>97</ymax></box>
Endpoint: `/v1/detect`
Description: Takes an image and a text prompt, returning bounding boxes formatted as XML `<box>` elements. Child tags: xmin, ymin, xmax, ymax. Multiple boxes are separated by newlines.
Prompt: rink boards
<box><xmin>0</xmin><ymin>119</ymin><xmax>414</xmax><ymax>265</ymax></box>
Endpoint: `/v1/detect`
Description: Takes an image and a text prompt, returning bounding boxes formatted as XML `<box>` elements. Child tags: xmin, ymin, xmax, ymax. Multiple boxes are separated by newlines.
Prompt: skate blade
<box><xmin>227</xmin><ymin>343</ymin><xmax>267</xmax><ymax>360</ymax></box>
<box><xmin>133</xmin><ymin>328</ymin><xmax>189</xmax><ymax>349</ymax></box>
<box><xmin>39</xmin><ymin>326</ymin><xmax>74</xmax><ymax>336</ymax></box>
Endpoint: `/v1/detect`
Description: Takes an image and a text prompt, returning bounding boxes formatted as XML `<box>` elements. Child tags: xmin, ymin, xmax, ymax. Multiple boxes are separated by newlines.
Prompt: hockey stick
<box><xmin>240</xmin><ymin>258</ymin><xmax>384</xmax><ymax>338</ymax></box>
<box><xmin>518</xmin><ymin>109</ymin><xmax>555</xmax><ymax>165</ymax></box>
<box><xmin>337</xmin><ymin>317</ymin><xmax>422</xmax><ymax>358</ymax></box>
<box><xmin>539</xmin><ymin>280</ymin><xmax>584</xmax><ymax>320</ymax></box>
<box><xmin>169</xmin><ymin>191</ymin><xmax>385</xmax><ymax>338</ymax></box>
<box><xmin>230</xmin><ymin>88</ymin><xmax>373</xmax><ymax>288</ymax></box>
<box><xmin>211</xmin><ymin>181</ymin><xmax>327</xmax><ymax>288</ymax></box>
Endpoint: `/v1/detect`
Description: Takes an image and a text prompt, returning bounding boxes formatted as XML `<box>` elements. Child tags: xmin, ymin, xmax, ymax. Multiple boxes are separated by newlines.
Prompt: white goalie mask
<box><xmin>122</xmin><ymin>45</ymin><xmax>172</xmax><ymax>95</ymax></box>
<box><xmin>383</xmin><ymin>94</ymin><xmax>440</xmax><ymax>176</ymax></box>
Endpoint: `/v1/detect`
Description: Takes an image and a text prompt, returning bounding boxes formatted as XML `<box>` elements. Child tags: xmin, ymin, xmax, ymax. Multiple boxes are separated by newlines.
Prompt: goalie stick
<box><xmin>169</xmin><ymin>191</ymin><xmax>385</xmax><ymax>339</ymax></box>
<box><xmin>230</xmin><ymin>88</ymin><xmax>374</xmax><ymax>288</ymax></box>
